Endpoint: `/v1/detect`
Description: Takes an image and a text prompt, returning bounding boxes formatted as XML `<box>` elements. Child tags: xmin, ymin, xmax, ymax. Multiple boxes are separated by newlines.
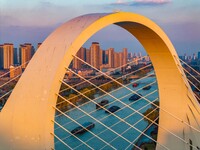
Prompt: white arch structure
<box><xmin>0</xmin><ymin>12</ymin><xmax>200</xmax><ymax>149</ymax></box>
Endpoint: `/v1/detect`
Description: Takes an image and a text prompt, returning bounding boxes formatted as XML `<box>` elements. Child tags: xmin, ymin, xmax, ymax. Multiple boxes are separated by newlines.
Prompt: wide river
<box><xmin>55</xmin><ymin>76</ymin><xmax>158</xmax><ymax>150</ymax></box>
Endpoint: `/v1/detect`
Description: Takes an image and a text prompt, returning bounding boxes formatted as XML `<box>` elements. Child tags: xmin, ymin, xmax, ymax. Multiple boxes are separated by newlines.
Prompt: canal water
<box><xmin>55</xmin><ymin>76</ymin><xmax>158</xmax><ymax>150</ymax></box>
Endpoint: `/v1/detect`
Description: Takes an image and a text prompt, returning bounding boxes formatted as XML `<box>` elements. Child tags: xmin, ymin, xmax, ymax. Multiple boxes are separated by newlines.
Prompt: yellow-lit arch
<box><xmin>0</xmin><ymin>12</ymin><xmax>199</xmax><ymax>149</ymax></box>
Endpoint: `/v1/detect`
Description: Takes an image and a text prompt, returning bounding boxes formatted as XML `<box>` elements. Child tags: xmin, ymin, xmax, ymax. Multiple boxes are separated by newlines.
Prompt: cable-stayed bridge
<box><xmin>0</xmin><ymin>12</ymin><xmax>200</xmax><ymax>150</ymax></box>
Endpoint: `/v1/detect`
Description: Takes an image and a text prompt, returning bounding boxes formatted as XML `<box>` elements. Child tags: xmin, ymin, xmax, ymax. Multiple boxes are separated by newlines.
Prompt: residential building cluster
<box><xmin>0</xmin><ymin>43</ymin><xmax>42</xmax><ymax>78</ymax></box>
<box><xmin>72</xmin><ymin>42</ymin><xmax>149</xmax><ymax>71</ymax></box>
<box><xmin>73</xmin><ymin>42</ymin><xmax>128</xmax><ymax>70</ymax></box>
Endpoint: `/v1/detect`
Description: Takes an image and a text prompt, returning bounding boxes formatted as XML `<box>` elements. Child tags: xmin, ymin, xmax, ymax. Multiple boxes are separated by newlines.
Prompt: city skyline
<box><xmin>73</xmin><ymin>42</ymin><xmax>129</xmax><ymax>70</ymax></box>
<box><xmin>0</xmin><ymin>41</ymin><xmax>200</xmax><ymax>71</ymax></box>
<box><xmin>0</xmin><ymin>0</ymin><xmax>200</xmax><ymax>55</ymax></box>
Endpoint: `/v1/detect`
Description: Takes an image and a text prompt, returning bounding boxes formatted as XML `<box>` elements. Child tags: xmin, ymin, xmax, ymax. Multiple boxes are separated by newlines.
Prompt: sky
<box><xmin>0</xmin><ymin>0</ymin><xmax>200</xmax><ymax>55</ymax></box>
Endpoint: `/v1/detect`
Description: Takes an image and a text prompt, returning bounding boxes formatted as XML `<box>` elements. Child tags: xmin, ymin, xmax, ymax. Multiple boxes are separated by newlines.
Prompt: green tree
<box><xmin>152</xmin><ymin>101</ymin><xmax>159</xmax><ymax>108</ymax></box>
<box><xmin>143</xmin><ymin>108</ymin><xmax>159</xmax><ymax>124</ymax></box>
<box><xmin>80</xmin><ymin>88</ymin><xmax>95</xmax><ymax>100</ymax></box>
<box><xmin>68</xmin><ymin>93</ymin><xmax>79</xmax><ymax>105</ymax></box>
<box><xmin>100</xmin><ymin>82</ymin><xmax>113</xmax><ymax>92</ymax></box>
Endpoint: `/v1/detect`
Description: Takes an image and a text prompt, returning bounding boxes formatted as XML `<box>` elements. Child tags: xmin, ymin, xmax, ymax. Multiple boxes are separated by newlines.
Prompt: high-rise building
<box><xmin>119</xmin><ymin>52</ymin><xmax>123</xmax><ymax>68</ymax></box>
<box><xmin>73</xmin><ymin>47</ymin><xmax>86</xmax><ymax>69</ymax></box>
<box><xmin>198</xmin><ymin>51</ymin><xmax>200</xmax><ymax>60</ymax></box>
<box><xmin>104</xmin><ymin>50</ymin><xmax>109</xmax><ymax>64</ymax></box>
<box><xmin>0</xmin><ymin>45</ymin><xmax>3</xmax><ymax>69</ymax></box>
<box><xmin>24</xmin><ymin>43</ymin><xmax>35</xmax><ymax>58</ymax></box>
<box><xmin>31</xmin><ymin>46</ymin><xmax>35</xmax><ymax>58</ymax></box>
<box><xmin>37</xmin><ymin>43</ymin><xmax>42</xmax><ymax>49</ymax></box>
<box><xmin>86</xmin><ymin>49</ymin><xmax>91</xmax><ymax>64</ymax></box>
<box><xmin>192</xmin><ymin>53</ymin><xmax>196</xmax><ymax>60</ymax></box>
<box><xmin>184</xmin><ymin>53</ymin><xmax>187</xmax><ymax>61</ymax></box>
<box><xmin>14</xmin><ymin>48</ymin><xmax>18</xmax><ymax>65</ymax></box>
<box><xmin>114</xmin><ymin>52</ymin><xmax>120</xmax><ymax>68</ymax></box>
<box><xmin>99</xmin><ymin>49</ymin><xmax>103</xmax><ymax>66</ymax></box>
<box><xmin>2</xmin><ymin>43</ymin><xmax>14</xmax><ymax>69</ymax></box>
<box><xmin>90</xmin><ymin>42</ymin><xmax>100</xmax><ymax>69</ymax></box>
<box><xmin>123</xmin><ymin>48</ymin><xmax>128</xmax><ymax>66</ymax></box>
<box><xmin>108</xmin><ymin>48</ymin><xmax>114</xmax><ymax>68</ymax></box>
<box><xmin>128</xmin><ymin>52</ymin><xmax>132</xmax><ymax>59</ymax></box>
<box><xmin>19</xmin><ymin>43</ymin><xmax>33</xmax><ymax>69</ymax></box>
<box><xmin>9</xmin><ymin>65</ymin><xmax>22</xmax><ymax>79</ymax></box>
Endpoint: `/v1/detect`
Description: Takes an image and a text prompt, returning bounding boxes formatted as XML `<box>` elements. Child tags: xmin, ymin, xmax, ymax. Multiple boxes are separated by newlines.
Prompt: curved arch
<box><xmin>0</xmin><ymin>12</ymin><xmax>199</xmax><ymax>149</ymax></box>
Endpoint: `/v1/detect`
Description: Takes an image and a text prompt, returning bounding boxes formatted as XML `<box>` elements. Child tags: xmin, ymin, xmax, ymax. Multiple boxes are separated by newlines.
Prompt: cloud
<box><xmin>40</xmin><ymin>1</ymin><xmax>54</xmax><ymax>7</ymax></box>
<box><xmin>133</xmin><ymin>0</ymin><xmax>171</xmax><ymax>5</ymax></box>
<box><xmin>111</xmin><ymin>0</ymin><xmax>171</xmax><ymax>6</ymax></box>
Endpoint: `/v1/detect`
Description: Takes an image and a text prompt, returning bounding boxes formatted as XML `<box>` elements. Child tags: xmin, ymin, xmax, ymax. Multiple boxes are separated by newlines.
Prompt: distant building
<box><xmin>104</xmin><ymin>50</ymin><xmax>109</xmax><ymax>64</ymax></box>
<box><xmin>128</xmin><ymin>52</ymin><xmax>132</xmax><ymax>59</ymax></box>
<box><xmin>108</xmin><ymin>48</ymin><xmax>114</xmax><ymax>68</ymax></box>
<box><xmin>37</xmin><ymin>43</ymin><xmax>42</xmax><ymax>49</ymax></box>
<box><xmin>123</xmin><ymin>48</ymin><xmax>128</xmax><ymax>66</ymax></box>
<box><xmin>192</xmin><ymin>53</ymin><xmax>196</xmax><ymax>60</ymax></box>
<box><xmin>14</xmin><ymin>48</ymin><xmax>18</xmax><ymax>65</ymax></box>
<box><xmin>86</xmin><ymin>49</ymin><xmax>91</xmax><ymax>64</ymax></box>
<box><xmin>90</xmin><ymin>42</ymin><xmax>100</xmax><ymax>69</ymax></box>
<box><xmin>9</xmin><ymin>65</ymin><xmax>22</xmax><ymax>79</ymax></box>
<box><xmin>0</xmin><ymin>45</ymin><xmax>3</xmax><ymax>69</ymax></box>
<box><xmin>2</xmin><ymin>43</ymin><xmax>14</xmax><ymax>69</ymax></box>
<box><xmin>198</xmin><ymin>51</ymin><xmax>200</xmax><ymax>60</ymax></box>
<box><xmin>184</xmin><ymin>53</ymin><xmax>187</xmax><ymax>61</ymax></box>
<box><xmin>69</xmin><ymin>42</ymin><xmax>130</xmax><ymax>71</ymax></box>
<box><xmin>119</xmin><ymin>52</ymin><xmax>123</xmax><ymax>68</ymax></box>
<box><xmin>99</xmin><ymin>49</ymin><xmax>103</xmax><ymax>66</ymax></box>
<box><xmin>73</xmin><ymin>47</ymin><xmax>86</xmax><ymax>69</ymax></box>
<box><xmin>19</xmin><ymin>43</ymin><xmax>34</xmax><ymax>69</ymax></box>
<box><xmin>114</xmin><ymin>52</ymin><xmax>120</xmax><ymax>68</ymax></box>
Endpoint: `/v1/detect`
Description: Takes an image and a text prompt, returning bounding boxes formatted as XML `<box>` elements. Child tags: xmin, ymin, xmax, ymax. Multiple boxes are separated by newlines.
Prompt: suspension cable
<box><xmin>56</xmin><ymin>94</ymin><xmax>150</xmax><ymax>150</ymax></box>
<box><xmin>67</xmin><ymin>68</ymin><xmax>198</xmax><ymax>149</ymax></box>
<box><xmin>55</xmin><ymin>86</ymin><xmax>157</xmax><ymax>131</ymax></box>
<box><xmin>0</xmin><ymin>60</ymin><xmax>29</xmax><ymax>79</ymax></box>
<box><xmin>125</xmin><ymin>116</ymin><xmax>159</xmax><ymax>150</ymax></box>
<box><xmin>0</xmin><ymin>90</ymin><xmax>12</xmax><ymax>102</ymax></box>
<box><xmin>54</xmin><ymin>105</ymin><xmax>120</xmax><ymax>150</ymax></box>
<box><xmin>52</xmin><ymin>120</ymin><xmax>94</xmax><ymax>150</ymax></box>
<box><xmin>67</xmin><ymin>61</ymin><xmax>200</xmax><ymax>149</ymax></box>
<box><xmin>194</xmin><ymin>93</ymin><xmax>200</xmax><ymax>101</ymax></box>
<box><xmin>99</xmin><ymin>102</ymin><xmax>159</xmax><ymax>150</ymax></box>
<box><xmin>56</xmin><ymin>77</ymin><xmax>156</xmax><ymax>119</ymax></box>
<box><xmin>74</xmin><ymin>99</ymin><xmax>158</xmax><ymax>150</ymax></box>
<box><xmin>50</xmin><ymin>132</ymin><xmax>73</xmax><ymax>150</ymax></box>
<box><xmin>59</xmin><ymin>75</ymin><xmax>198</xmax><ymax>150</ymax></box>
<box><xmin>60</xmin><ymin>57</ymin><xmax>151</xmax><ymax>94</ymax></box>
<box><xmin>59</xmin><ymin>97</ymin><xmax>158</xmax><ymax>148</ymax></box>
<box><xmin>187</xmin><ymin>79</ymin><xmax>200</xmax><ymax>92</ymax></box>
<box><xmin>175</xmin><ymin>59</ymin><xmax>200</xmax><ymax>106</ymax></box>
<box><xmin>0</xmin><ymin>74</ymin><xmax>21</xmax><ymax>89</ymax></box>
<box><xmin>179</xmin><ymin>58</ymin><xmax>200</xmax><ymax>76</ymax></box>
<box><xmin>56</xmin><ymin>66</ymin><xmax>153</xmax><ymax>108</ymax></box>
<box><xmin>182</xmin><ymin>67</ymin><xmax>200</xmax><ymax>84</ymax></box>
<box><xmin>73</xmin><ymin>55</ymin><xmax>200</xmax><ymax>134</ymax></box>
<box><xmin>59</xmin><ymin>80</ymin><xmax>170</xmax><ymax>150</ymax></box>
<box><xmin>55</xmin><ymin>82</ymin><xmax>157</xmax><ymax>131</ymax></box>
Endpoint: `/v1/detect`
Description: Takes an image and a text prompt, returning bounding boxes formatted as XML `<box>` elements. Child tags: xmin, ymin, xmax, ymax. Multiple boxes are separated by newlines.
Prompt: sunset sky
<box><xmin>0</xmin><ymin>0</ymin><xmax>200</xmax><ymax>55</ymax></box>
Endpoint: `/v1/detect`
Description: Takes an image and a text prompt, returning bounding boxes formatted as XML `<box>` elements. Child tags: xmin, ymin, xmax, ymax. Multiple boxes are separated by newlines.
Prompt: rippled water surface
<box><xmin>55</xmin><ymin>77</ymin><xmax>158</xmax><ymax>150</ymax></box>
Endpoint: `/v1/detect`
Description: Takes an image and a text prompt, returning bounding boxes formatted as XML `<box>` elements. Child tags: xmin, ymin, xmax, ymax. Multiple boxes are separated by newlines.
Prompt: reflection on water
<box><xmin>55</xmin><ymin>77</ymin><xmax>158</xmax><ymax>150</ymax></box>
